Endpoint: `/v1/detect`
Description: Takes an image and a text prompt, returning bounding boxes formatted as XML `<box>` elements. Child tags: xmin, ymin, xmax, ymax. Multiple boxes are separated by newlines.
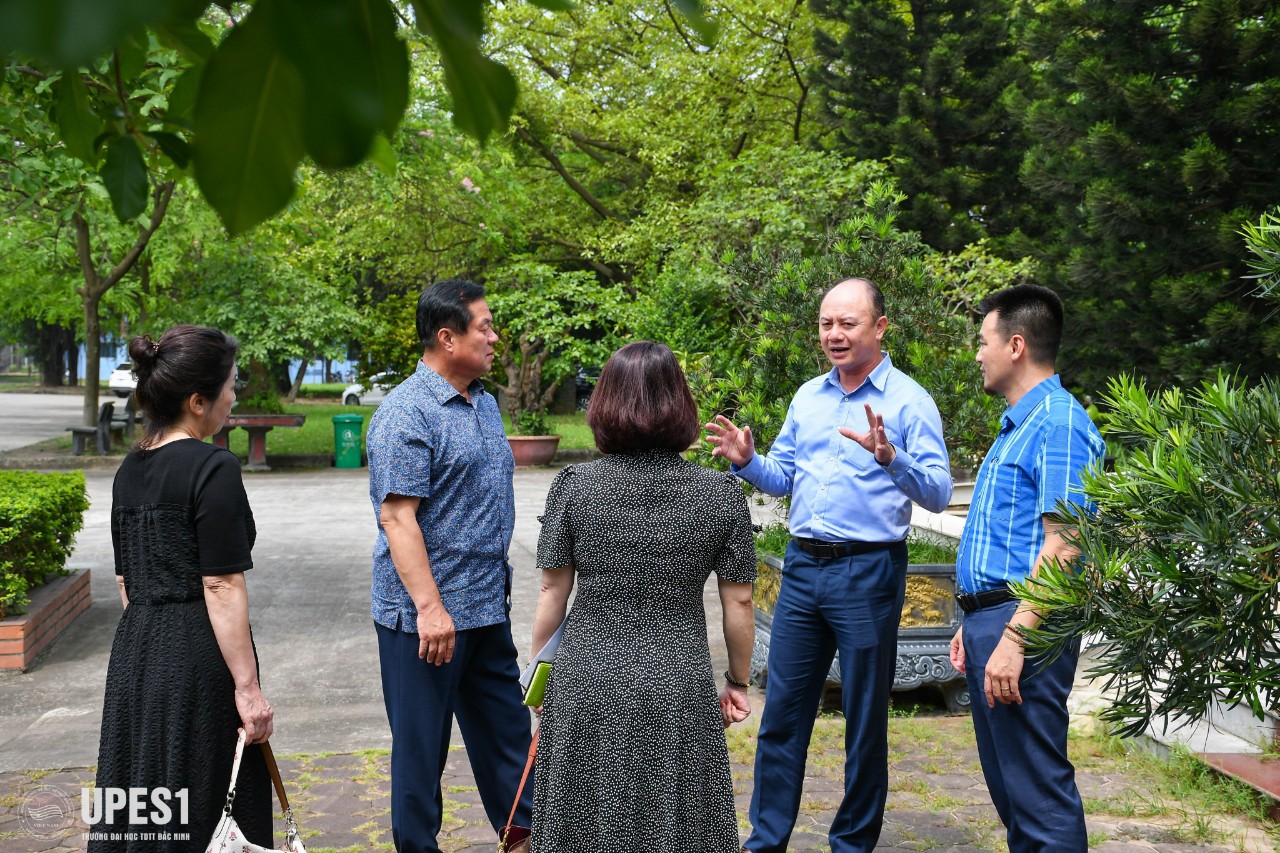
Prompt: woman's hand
<box><xmin>719</xmin><ymin>684</ymin><xmax>750</xmax><ymax>728</ymax></box>
<box><xmin>235</xmin><ymin>684</ymin><xmax>274</xmax><ymax>744</ymax></box>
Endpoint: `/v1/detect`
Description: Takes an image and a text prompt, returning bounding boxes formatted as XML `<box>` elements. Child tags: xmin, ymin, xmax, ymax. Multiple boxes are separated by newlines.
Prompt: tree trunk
<box><xmin>63</xmin><ymin>326</ymin><xmax>78</xmax><ymax>387</ymax></box>
<box><xmin>33</xmin><ymin>323</ymin><xmax>63</xmax><ymax>386</ymax></box>
<box><xmin>82</xmin><ymin>289</ymin><xmax>102</xmax><ymax>425</ymax></box>
<box><xmin>286</xmin><ymin>356</ymin><xmax>309</xmax><ymax>403</ymax></box>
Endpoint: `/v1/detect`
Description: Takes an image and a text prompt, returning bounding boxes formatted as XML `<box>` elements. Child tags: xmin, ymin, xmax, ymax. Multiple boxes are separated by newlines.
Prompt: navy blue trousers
<box><xmin>962</xmin><ymin>601</ymin><xmax>1086</xmax><ymax>853</ymax></box>
<box><xmin>376</xmin><ymin>618</ymin><xmax>534</xmax><ymax>853</ymax></box>
<box><xmin>747</xmin><ymin>540</ymin><xmax>908</xmax><ymax>853</ymax></box>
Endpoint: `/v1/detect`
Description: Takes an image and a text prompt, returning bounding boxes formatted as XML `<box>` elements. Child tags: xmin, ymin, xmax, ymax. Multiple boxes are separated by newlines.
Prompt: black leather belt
<box><xmin>792</xmin><ymin>537</ymin><xmax>901</xmax><ymax>561</ymax></box>
<box><xmin>955</xmin><ymin>588</ymin><xmax>1016</xmax><ymax>613</ymax></box>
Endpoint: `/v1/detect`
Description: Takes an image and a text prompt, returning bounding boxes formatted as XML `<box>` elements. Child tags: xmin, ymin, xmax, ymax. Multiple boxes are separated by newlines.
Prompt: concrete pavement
<box><xmin>1</xmin><ymin>464</ymin><xmax>1277</xmax><ymax>851</ymax></box>
<box><xmin>0</xmin><ymin>393</ymin><xmax>89</xmax><ymax>451</ymax></box>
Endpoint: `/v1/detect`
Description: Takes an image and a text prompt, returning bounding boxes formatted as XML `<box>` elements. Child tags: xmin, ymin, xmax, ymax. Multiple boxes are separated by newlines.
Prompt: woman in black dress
<box><xmin>528</xmin><ymin>341</ymin><xmax>757</xmax><ymax>853</ymax></box>
<box><xmin>91</xmin><ymin>325</ymin><xmax>274</xmax><ymax>852</ymax></box>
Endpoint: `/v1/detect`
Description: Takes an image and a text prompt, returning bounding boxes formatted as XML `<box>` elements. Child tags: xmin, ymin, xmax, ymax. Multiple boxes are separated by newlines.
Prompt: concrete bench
<box><xmin>110</xmin><ymin>396</ymin><xmax>142</xmax><ymax>441</ymax></box>
<box><xmin>68</xmin><ymin>402</ymin><xmax>114</xmax><ymax>456</ymax></box>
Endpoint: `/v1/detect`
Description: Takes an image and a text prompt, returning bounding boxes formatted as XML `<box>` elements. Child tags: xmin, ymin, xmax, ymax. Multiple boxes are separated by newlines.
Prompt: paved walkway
<box><xmin>0</xmin><ymin>393</ymin><xmax>88</xmax><ymax>451</ymax></box>
<box><xmin>1</xmin><ymin>467</ymin><xmax>1276</xmax><ymax>851</ymax></box>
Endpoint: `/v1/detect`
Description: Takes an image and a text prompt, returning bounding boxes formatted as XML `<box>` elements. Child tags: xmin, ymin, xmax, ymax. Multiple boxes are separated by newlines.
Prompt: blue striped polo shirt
<box><xmin>956</xmin><ymin>375</ymin><xmax>1104</xmax><ymax>594</ymax></box>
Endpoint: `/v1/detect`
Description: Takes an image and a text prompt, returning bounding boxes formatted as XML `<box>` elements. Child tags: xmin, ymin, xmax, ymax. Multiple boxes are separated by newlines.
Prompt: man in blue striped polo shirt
<box><xmin>949</xmin><ymin>284</ymin><xmax>1104</xmax><ymax>852</ymax></box>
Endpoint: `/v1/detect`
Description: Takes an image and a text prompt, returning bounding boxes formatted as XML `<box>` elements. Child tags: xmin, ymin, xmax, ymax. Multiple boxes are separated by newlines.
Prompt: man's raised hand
<box><xmin>705</xmin><ymin>415</ymin><xmax>755</xmax><ymax>468</ymax></box>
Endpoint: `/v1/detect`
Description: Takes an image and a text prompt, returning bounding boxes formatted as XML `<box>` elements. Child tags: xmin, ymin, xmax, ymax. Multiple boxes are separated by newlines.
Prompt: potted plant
<box><xmin>752</xmin><ymin>521</ymin><xmax>968</xmax><ymax>711</ymax></box>
<box><xmin>487</xmin><ymin>262</ymin><xmax>625</xmax><ymax>465</ymax></box>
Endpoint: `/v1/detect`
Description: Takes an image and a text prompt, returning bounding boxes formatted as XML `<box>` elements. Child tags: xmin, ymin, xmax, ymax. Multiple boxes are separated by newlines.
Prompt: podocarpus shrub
<box><xmin>0</xmin><ymin>471</ymin><xmax>89</xmax><ymax>618</ymax></box>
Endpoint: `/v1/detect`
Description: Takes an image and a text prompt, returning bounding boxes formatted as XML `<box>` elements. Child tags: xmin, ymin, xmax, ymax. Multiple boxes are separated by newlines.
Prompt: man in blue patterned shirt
<box><xmin>949</xmin><ymin>284</ymin><xmax>1104</xmax><ymax>853</ymax></box>
<box><xmin>707</xmin><ymin>277</ymin><xmax>953</xmax><ymax>853</ymax></box>
<box><xmin>367</xmin><ymin>279</ymin><xmax>532</xmax><ymax>853</ymax></box>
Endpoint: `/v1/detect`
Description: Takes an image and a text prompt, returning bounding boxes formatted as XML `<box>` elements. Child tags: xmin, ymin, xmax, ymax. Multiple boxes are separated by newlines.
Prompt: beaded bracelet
<box><xmin>724</xmin><ymin>671</ymin><xmax>751</xmax><ymax>689</ymax></box>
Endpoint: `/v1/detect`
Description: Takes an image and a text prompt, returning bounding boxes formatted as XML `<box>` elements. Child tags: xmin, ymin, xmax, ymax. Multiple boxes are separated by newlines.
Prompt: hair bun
<box><xmin>127</xmin><ymin>335</ymin><xmax>158</xmax><ymax>371</ymax></box>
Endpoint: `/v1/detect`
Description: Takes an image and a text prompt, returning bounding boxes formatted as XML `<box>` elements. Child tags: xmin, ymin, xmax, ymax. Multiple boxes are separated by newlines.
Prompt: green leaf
<box><xmin>145</xmin><ymin>130</ymin><xmax>189</xmax><ymax>168</ymax></box>
<box><xmin>367</xmin><ymin>133</ymin><xmax>396</xmax><ymax>176</ymax></box>
<box><xmin>193</xmin><ymin>5</ymin><xmax>305</xmax><ymax>235</ymax></box>
<box><xmin>166</xmin><ymin>62</ymin><xmax>202</xmax><ymax>126</ymax></box>
<box><xmin>56</xmin><ymin>72</ymin><xmax>100</xmax><ymax>165</ymax></box>
<box><xmin>671</xmin><ymin>0</ymin><xmax>717</xmax><ymax>45</ymax></box>
<box><xmin>412</xmin><ymin>0</ymin><xmax>517</xmax><ymax>144</ymax></box>
<box><xmin>270</xmin><ymin>0</ymin><xmax>410</xmax><ymax>168</ymax></box>
<box><xmin>525</xmin><ymin>0</ymin><xmax>576</xmax><ymax>11</ymax></box>
<box><xmin>154</xmin><ymin>18</ymin><xmax>215</xmax><ymax>62</ymax></box>
<box><xmin>0</xmin><ymin>0</ymin><xmax>171</xmax><ymax>67</ymax></box>
<box><xmin>99</xmin><ymin>135</ymin><xmax>149</xmax><ymax>221</ymax></box>
<box><xmin>114</xmin><ymin>27</ymin><xmax>148</xmax><ymax>81</ymax></box>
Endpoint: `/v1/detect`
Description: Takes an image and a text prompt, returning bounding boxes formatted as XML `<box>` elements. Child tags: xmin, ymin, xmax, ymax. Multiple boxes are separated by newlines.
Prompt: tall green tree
<box><xmin>1015</xmin><ymin>0</ymin><xmax>1280</xmax><ymax>388</ymax></box>
<box><xmin>811</xmin><ymin>0</ymin><xmax>1032</xmax><ymax>252</ymax></box>
<box><xmin>2</xmin><ymin>47</ymin><xmax>179</xmax><ymax>422</ymax></box>
<box><xmin>0</xmin><ymin>0</ymin><xmax>714</xmax><ymax>235</ymax></box>
<box><xmin>706</xmin><ymin>182</ymin><xmax>1004</xmax><ymax>474</ymax></box>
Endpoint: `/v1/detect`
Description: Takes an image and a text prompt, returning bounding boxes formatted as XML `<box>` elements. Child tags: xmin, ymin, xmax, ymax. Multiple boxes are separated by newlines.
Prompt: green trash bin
<box><xmin>333</xmin><ymin>414</ymin><xmax>365</xmax><ymax>468</ymax></box>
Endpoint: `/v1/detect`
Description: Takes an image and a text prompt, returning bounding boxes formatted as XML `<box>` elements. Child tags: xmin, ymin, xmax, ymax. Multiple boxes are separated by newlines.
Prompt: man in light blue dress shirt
<box><xmin>707</xmin><ymin>278</ymin><xmax>952</xmax><ymax>853</ymax></box>
<box><xmin>949</xmin><ymin>285</ymin><xmax>1103</xmax><ymax>852</ymax></box>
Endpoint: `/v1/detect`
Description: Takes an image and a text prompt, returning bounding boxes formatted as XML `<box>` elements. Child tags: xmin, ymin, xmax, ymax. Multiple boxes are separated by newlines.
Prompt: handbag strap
<box><xmin>501</xmin><ymin>728</ymin><xmax>539</xmax><ymax>842</ymax></box>
<box><xmin>224</xmin><ymin>731</ymin><xmax>292</xmax><ymax>815</ymax></box>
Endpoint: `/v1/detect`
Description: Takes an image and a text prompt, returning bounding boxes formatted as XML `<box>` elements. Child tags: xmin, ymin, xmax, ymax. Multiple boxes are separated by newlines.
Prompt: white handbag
<box><xmin>206</xmin><ymin>731</ymin><xmax>306</xmax><ymax>853</ymax></box>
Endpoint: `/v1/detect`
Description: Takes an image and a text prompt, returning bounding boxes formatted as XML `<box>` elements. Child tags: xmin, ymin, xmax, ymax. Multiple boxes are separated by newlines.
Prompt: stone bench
<box><xmin>67</xmin><ymin>402</ymin><xmax>114</xmax><ymax>456</ymax></box>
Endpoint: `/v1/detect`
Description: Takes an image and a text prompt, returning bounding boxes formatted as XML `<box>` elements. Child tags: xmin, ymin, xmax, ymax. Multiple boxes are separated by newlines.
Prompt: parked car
<box><xmin>575</xmin><ymin>366</ymin><xmax>600</xmax><ymax>411</ymax></box>
<box><xmin>343</xmin><ymin>372</ymin><xmax>398</xmax><ymax>406</ymax></box>
<box><xmin>108</xmin><ymin>363</ymin><xmax>137</xmax><ymax>398</ymax></box>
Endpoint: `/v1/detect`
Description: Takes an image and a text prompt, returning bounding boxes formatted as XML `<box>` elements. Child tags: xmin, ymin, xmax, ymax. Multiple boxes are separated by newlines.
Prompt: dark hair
<box><xmin>826</xmin><ymin>277</ymin><xmax>886</xmax><ymax>319</ymax></box>
<box><xmin>417</xmin><ymin>278</ymin><xmax>485</xmax><ymax>350</ymax></box>
<box><xmin>977</xmin><ymin>284</ymin><xmax>1065</xmax><ymax>366</ymax></box>
<box><xmin>587</xmin><ymin>342</ymin><xmax>700</xmax><ymax>455</ymax></box>
<box><xmin>129</xmin><ymin>325</ymin><xmax>239</xmax><ymax>449</ymax></box>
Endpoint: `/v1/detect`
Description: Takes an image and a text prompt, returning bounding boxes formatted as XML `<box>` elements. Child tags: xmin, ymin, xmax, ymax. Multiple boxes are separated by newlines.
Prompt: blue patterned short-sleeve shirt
<box><xmin>367</xmin><ymin>360</ymin><xmax>515</xmax><ymax>633</ymax></box>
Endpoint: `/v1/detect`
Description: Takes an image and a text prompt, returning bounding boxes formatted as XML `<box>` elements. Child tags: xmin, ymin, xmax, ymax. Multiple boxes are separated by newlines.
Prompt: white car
<box><xmin>343</xmin><ymin>372</ymin><xmax>398</xmax><ymax>406</ymax></box>
<box><xmin>108</xmin><ymin>363</ymin><xmax>137</xmax><ymax>398</ymax></box>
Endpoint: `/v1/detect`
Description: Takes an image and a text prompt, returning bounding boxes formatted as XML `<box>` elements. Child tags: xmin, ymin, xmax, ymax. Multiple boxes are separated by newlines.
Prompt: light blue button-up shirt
<box><xmin>956</xmin><ymin>375</ymin><xmax>1104</xmax><ymax>594</ymax></box>
<box><xmin>733</xmin><ymin>354</ymin><xmax>953</xmax><ymax>543</ymax></box>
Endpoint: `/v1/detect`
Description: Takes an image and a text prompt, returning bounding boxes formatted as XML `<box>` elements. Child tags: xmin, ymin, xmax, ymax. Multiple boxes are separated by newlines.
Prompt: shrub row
<box><xmin>0</xmin><ymin>471</ymin><xmax>89</xmax><ymax>618</ymax></box>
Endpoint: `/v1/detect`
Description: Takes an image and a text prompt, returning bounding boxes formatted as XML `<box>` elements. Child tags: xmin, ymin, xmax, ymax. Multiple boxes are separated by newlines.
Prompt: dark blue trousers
<box><xmin>962</xmin><ymin>601</ymin><xmax>1086</xmax><ymax>853</ymax></box>
<box><xmin>376</xmin><ymin>618</ymin><xmax>534</xmax><ymax>853</ymax></box>
<box><xmin>746</xmin><ymin>540</ymin><xmax>907</xmax><ymax>853</ymax></box>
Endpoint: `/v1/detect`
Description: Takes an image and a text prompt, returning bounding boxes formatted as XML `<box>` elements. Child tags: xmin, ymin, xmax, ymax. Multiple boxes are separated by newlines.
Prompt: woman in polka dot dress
<box><xmin>529</xmin><ymin>341</ymin><xmax>757</xmax><ymax>853</ymax></box>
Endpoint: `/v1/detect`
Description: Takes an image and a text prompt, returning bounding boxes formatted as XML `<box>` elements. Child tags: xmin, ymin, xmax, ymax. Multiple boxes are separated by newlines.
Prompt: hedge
<box><xmin>0</xmin><ymin>471</ymin><xmax>89</xmax><ymax>618</ymax></box>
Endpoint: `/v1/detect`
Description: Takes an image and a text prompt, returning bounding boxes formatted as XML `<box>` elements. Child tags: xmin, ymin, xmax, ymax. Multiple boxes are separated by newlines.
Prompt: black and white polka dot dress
<box><xmin>531</xmin><ymin>450</ymin><xmax>756</xmax><ymax>853</ymax></box>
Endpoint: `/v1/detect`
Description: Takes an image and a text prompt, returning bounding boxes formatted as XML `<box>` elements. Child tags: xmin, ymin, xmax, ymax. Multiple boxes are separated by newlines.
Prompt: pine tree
<box><xmin>812</xmin><ymin>0</ymin><xmax>1032</xmax><ymax>252</ymax></box>
<box><xmin>1015</xmin><ymin>0</ymin><xmax>1280</xmax><ymax>388</ymax></box>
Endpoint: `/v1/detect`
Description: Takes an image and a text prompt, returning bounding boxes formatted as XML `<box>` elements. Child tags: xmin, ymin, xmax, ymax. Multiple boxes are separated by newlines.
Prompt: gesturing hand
<box><xmin>837</xmin><ymin>403</ymin><xmax>896</xmax><ymax>466</ymax></box>
<box><xmin>704</xmin><ymin>415</ymin><xmax>755</xmax><ymax>468</ymax></box>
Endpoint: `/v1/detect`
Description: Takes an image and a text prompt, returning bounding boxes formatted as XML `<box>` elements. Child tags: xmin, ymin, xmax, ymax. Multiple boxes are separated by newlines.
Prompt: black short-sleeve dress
<box><xmin>91</xmin><ymin>439</ymin><xmax>272</xmax><ymax>853</ymax></box>
<box><xmin>532</xmin><ymin>449</ymin><xmax>757</xmax><ymax>853</ymax></box>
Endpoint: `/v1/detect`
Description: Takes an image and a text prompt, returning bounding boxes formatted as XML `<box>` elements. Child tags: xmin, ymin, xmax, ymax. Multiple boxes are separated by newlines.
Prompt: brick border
<box><xmin>0</xmin><ymin>569</ymin><xmax>91</xmax><ymax>670</ymax></box>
